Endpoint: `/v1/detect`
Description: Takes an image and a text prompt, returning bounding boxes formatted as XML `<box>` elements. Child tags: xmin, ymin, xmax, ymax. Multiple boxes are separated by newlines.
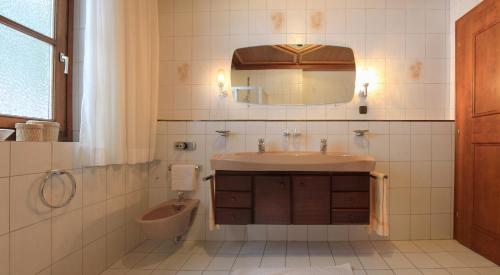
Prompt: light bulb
<box><xmin>216</xmin><ymin>69</ymin><xmax>227</xmax><ymax>97</ymax></box>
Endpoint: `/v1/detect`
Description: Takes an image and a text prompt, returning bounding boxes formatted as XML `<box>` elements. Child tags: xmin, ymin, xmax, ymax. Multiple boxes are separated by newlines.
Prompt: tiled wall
<box><xmin>151</xmin><ymin>120</ymin><xmax>455</xmax><ymax>242</ymax></box>
<box><xmin>157</xmin><ymin>0</ymin><xmax>452</xmax><ymax>120</ymax></box>
<box><xmin>0</xmin><ymin>142</ymin><xmax>149</xmax><ymax>275</ymax></box>
<box><xmin>66</xmin><ymin>0</ymin><xmax>483</xmax><ymax>244</ymax></box>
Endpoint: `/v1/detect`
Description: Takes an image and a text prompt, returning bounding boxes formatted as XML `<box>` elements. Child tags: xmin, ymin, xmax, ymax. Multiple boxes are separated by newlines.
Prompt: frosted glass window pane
<box><xmin>0</xmin><ymin>0</ymin><xmax>54</xmax><ymax>37</ymax></box>
<box><xmin>0</xmin><ymin>25</ymin><xmax>53</xmax><ymax>120</ymax></box>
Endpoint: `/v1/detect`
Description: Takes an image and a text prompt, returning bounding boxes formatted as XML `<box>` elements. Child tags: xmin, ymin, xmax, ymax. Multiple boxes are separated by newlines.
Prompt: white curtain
<box><xmin>80</xmin><ymin>0</ymin><xmax>159</xmax><ymax>166</ymax></box>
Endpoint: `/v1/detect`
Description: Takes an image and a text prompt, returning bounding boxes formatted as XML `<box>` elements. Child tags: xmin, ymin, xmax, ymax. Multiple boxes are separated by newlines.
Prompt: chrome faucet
<box><xmin>320</xmin><ymin>138</ymin><xmax>328</xmax><ymax>153</ymax></box>
<box><xmin>258</xmin><ymin>138</ymin><xmax>265</xmax><ymax>153</ymax></box>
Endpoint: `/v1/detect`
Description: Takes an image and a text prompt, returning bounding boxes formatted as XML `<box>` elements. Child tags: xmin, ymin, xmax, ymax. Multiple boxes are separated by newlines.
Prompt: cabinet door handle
<box><xmin>231</xmin><ymin>197</ymin><xmax>236</xmax><ymax>202</ymax></box>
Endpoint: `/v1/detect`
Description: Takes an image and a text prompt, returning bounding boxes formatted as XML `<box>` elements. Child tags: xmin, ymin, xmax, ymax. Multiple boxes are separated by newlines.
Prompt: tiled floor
<box><xmin>102</xmin><ymin>240</ymin><xmax>499</xmax><ymax>275</ymax></box>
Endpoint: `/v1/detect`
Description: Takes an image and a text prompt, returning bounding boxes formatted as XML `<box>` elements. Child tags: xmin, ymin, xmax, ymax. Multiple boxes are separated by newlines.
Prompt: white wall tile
<box><xmin>10</xmin><ymin>173</ymin><xmax>52</xmax><ymax>230</ymax></box>
<box><xmin>406</xmin><ymin>10</ymin><xmax>426</xmax><ymax>33</ymax></box>
<box><xmin>411</xmin><ymin>188</ymin><xmax>431</xmax><ymax>214</ymax></box>
<box><xmin>83</xmin><ymin>237</ymin><xmax>107</xmax><ymax>275</ymax></box>
<box><xmin>366</xmin><ymin>9</ymin><xmax>386</xmax><ymax>33</ymax></box>
<box><xmin>431</xmin><ymin>135</ymin><xmax>452</xmax><ymax>160</ymax></box>
<box><xmin>106</xmin><ymin>226</ymin><xmax>126</xmax><ymax>268</ymax></box>
<box><xmin>308</xmin><ymin>225</ymin><xmax>327</xmax><ymax>241</ymax></box>
<box><xmin>52</xmin><ymin>250</ymin><xmax>83</xmax><ymax>275</ymax></box>
<box><xmin>10</xmin><ymin>142</ymin><xmax>51</xmax><ymax>176</ymax></box>
<box><xmin>431</xmin><ymin>161</ymin><xmax>452</xmax><ymax>187</ymax></box>
<box><xmin>247</xmin><ymin>225</ymin><xmax>267</xmax><ymax>241</ymax></box>
<box><xmin>83</xmin><ymin>201</ymin><xmax>106</xmax><ymax>245</ymax></box>
<box><xmin>348</xmin><ymin>225</ymin><xmax>370</xmax><ymax>240</ymax></box>
<box><xmin>52</xmin><ymin>209</ymin><xmax>83</xmax><ymax>262</ymax></box>
<box><xmin>0</xmin><ymin>178</ymin><xmax>8</xmax><ymax>235</ymax></box>
<box><xmin>390</xmin><ymin>135</ymin><xmax>411</xmax><ymax>161</ymax></box>
<box><xmin>426</xmin><ymin>10</ymin><xmax>448</xmax><ymax>34</ymax></box>
<box><xmin>83</xmin><ymin>167</ymin><xmax>107</xmax><ymax>206</ymax></box>
<box><xmin>431</xmin><ymin>188</ymin><xmax>452</xmax><ymax>214</ymax></box>
<box><xmin>0</xmin><ymin>142</ymin><xmax>10</xmax><ymax>177</ymax></box>
<box><xmin>390</xmin><ymin>188</ymin><xmax>411</xmax><ymax>215</ymax></box>
<box><xmin>10</xmin><ymin>220</ymin><xmax>51</xmax><ymax>275</ymax></box>
<box><xmin>267</xmin><ymin>225</ymin><xmax>287</xmax><ymax>241</ymax></box>
<box><xmin>412</xmin><ymin>135</ymin><xmax>431</xmax><ymax>161</ymax></box>
<box><xmin>0</xmin><ymin>233</ymin><xmax>8</xmax><ymax>274</ymax></box>
<box><xmin>412</xmin><ymin>161</ymin><xmax>431</xmax><ymax>187</ymax></box>
<box><xmin>389</xmin><ymin>162</ymin><xmax>411</xmax><ymax>187</ymax></box>
<box><xmin>386</xmin><ymin>9</ymin><xmax>405</xmax><ymax>34</ymax></box>
<box><xmin>327</xmin><ymin>225</ymin><xmax>349</xmax><ymax>241</ymax></box>
<box><xmin>107</xmin><ymin>165</ymin><xmax>126</xmax><ymax>198</ymax></box>
<box><xmin>389</xmin><ymin>215</ymin><xmax>410</xmax><ymax>240</ymax></box>
<box><xmin>430</xmin><ymin>214</ymin><xmax>451</xmax><ymax>239</ymax></box>
<box><xmin>107</xmin><ymin>196</ymin><xmax>126</xmax><ymax>233</ymax></box>
<box><xmin>52</xmin><ymin>142</ymin><xmax>81</xmax><ymax>170</ymax></box>
<box><xmin>346</xmin><ymin>9</ymin><xmax>366</xmax><ymax>33</ymax></box>
<box><xmin>225</xmin><ymin>225</ymin><xmax>246</xmax><ymax>241</ymax></box>
<box><xmin>411</xmin><ymin>215</ymin><xmax>431</xmax><ymax>240</ymax></box>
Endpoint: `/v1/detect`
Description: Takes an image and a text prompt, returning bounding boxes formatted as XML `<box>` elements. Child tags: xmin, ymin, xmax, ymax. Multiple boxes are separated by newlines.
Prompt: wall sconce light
<box><xmin>216</xmin><ymin>69</ymin><xmax>227</xmax><ymax>98</ymax></box>
<box><xmin>358</xmin><ymin>69</ymin><xmax>375</xmax><ymax>114</ymax></box>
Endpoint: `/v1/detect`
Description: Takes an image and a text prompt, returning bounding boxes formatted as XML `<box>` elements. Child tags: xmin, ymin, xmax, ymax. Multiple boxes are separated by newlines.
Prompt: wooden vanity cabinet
<box><xmin>254</xmin><ymin>176</ymin><xmax>291</xmax><ymax>224</ymax></box>
<box><xmin>214</xmin><ymin>171</ymin><xmax>370</xmax><ymax>225</ymax></box>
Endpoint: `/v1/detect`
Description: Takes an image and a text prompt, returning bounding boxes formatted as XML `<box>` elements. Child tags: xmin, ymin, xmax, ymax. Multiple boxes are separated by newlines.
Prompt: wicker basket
<box><xmin>15</xmin><ymin>123</ymin><xmax>44</xmax><ymax>142</ymax></box>
<box><xmin>27</xmin><ymin>120</ymin><xmax>60</xmax><ymax>142</ymax></box>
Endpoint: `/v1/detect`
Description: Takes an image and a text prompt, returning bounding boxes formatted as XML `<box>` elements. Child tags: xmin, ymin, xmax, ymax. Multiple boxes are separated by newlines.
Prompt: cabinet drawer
<box><xmin>332</xmin><ymin>192</ymin><xmax>370</xmax><ymax>209</ymax></box>
<box><xmin>215</xmin><ymin>208</ymin><xmax>252</xmax><ymax>225</ymax></box>
<box><xmin>216</xmin><ymin>191</ymin><xmax>252</xmax><ymax>208</ymax></box>
<box><xmin>332</xmin><ymin>175</ymin><xmax>370</xmax><ymax>192</ymax></box>
<box><xmin>216</xmin><ymin>175</ymin><xmax>252</xmax><ymax>191</ymax></box>
<box><xmin>331</xmin><ymin>209</ymin><xmax>370</xmax><ymax>225</ymax></box>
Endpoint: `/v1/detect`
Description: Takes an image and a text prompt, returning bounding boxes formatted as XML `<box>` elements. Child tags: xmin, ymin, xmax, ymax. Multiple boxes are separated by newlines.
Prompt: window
<box><xmin>0</xmin><ymin>0</ymin><xmax>73</xmax><ymax>140</ymax></box>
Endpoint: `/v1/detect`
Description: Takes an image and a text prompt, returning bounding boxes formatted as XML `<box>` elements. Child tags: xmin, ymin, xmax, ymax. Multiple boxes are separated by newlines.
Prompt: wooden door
<box><xmin>455</xmin><ymin>0</ymin><xmax>500</xmax><ymax>264</ymax></box>
<box><xmin>292</xmin><ymin>176</ymin><xmax>331</xmax><ymax>224</ymax></box>
<box><xmin>254</xmin><ymin>176</ymin><xmax>291</xmax><ymax>224</ymax></box>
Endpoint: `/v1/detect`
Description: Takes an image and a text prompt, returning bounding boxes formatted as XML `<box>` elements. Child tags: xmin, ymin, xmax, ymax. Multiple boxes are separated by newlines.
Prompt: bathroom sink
<box><xmin>210</xmin><ymin>152</ymin><xmax>375</xmax><ymax>172</ymax></box>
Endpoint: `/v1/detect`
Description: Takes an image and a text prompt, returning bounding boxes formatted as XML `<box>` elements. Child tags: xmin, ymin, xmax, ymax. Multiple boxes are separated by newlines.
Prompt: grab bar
<box><xmin>167</xmin><ymin>164</ymin><xmax>201</xmax><ymax>172</ymax></box>
<box><xmin>39</xmin><ymin>170</ymin><xmax>77</xmax><ymax>208</ymax></box>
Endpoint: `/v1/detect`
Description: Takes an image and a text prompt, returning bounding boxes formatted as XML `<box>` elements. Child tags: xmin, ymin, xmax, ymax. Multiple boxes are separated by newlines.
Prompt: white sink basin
<box><xmin>210</xmin><ymin>152</ymin><xmax>375</xmax><ymax>172</ymax></box>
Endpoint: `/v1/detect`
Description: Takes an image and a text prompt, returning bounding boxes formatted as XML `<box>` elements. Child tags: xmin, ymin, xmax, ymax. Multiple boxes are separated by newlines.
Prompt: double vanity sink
<box><xmin>211</xmin><ymin>151</ymin><xmax>375</xmax><ymax>172</ymax></box>
<box><xmin>210</xmin><ymin>152</ymin><xmax>375</xmax><ymax>226</ymax></box>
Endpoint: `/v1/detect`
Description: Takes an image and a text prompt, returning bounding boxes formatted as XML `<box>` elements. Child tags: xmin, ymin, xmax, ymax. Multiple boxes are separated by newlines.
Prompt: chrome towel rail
<box><xmin>39</xmin><ymin>170</ymin><xmax>77</xmax><ymax>208</ymax></box>
<box><xmin>167</xmin><ymin>164</ymin><xmax>201</xmax><ymax>171</ymax></box>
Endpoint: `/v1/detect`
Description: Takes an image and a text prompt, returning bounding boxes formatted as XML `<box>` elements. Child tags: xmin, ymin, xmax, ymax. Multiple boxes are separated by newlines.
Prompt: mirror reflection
<box><xmin>231</xmin><ymin>44</ymin><xmax>356</xmax><ymax>105</ymax></box>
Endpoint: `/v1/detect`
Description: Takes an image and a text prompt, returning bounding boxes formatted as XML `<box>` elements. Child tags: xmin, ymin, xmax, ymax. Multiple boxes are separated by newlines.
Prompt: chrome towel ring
<box><xmin>39</xmin><ymin>170</ymin><xmax>77</xmax><ymax>208</ymax></box>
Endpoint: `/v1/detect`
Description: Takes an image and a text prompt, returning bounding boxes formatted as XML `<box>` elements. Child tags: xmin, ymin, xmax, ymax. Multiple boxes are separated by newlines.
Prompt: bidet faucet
<box><xmin>258</xmin><ymin>138</ymin><xmax>265</xmax><ymax>153</ymax></box>
<box><xmin>320</xmin><ymin>138</ymin><xmax>328</xmax><ymax>153</ymax></box>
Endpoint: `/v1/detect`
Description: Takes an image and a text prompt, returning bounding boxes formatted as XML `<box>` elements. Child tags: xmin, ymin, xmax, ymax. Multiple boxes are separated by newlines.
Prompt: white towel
<box><xmin>369</xmin><ymin>171</ymin><xmax>389</xmax><ymax>237</ymax></box>
<box><xmin>171</xmin><ymin>164</ymin><xmax>198</xmax><ymax>191</ymax></box>
<box><xmin>208</xmin><ymin>175</ymin><xmax>219</xmax><ymax>231</ymax></box>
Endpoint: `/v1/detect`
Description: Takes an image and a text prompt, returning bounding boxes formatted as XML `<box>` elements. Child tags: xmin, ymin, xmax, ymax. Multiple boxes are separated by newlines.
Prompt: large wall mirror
<box><xmin>230</xmin><ymin>44</ymin><xmax>356</xmax><ymax>105</ymax></box>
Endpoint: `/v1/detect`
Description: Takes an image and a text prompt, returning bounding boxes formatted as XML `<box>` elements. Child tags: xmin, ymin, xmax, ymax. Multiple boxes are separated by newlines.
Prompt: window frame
<box><xmin>0</xmin><ymin>0</ymin><xmax>74</xmax><ymax>141</ymax></box>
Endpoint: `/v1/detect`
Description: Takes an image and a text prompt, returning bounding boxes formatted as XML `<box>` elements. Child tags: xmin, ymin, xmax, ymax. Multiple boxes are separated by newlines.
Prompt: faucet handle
<box><xmin>353</xmin><ymin>129</ymin><xmax>369</xmax><ymax>136</ymax></box>
<box><xmin>258</xmin><ymin>138</ymin><xmax>264</xmax><ymax>144</ymax></box>
<box><xmin>320</xmin><ymin>138</ymin><xmax>328</xmax><ymax>144</ymax></box>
